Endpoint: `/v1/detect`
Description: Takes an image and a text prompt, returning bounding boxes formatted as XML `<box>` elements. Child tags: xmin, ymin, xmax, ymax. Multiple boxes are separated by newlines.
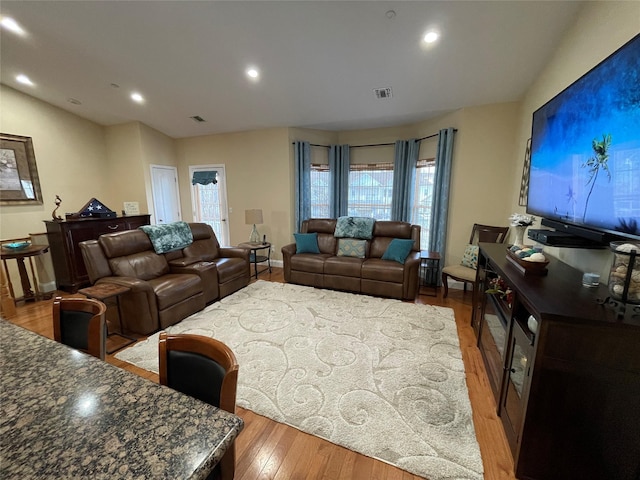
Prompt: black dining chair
<box><xmin>158</xmin><ymin>332</ymin><xmax>239</xmax><ymax>480</ymax></box>
<box><xmin>52</xmin><ymin>296</ymin><xmax>107</xmax><ymax>360</ymax></box>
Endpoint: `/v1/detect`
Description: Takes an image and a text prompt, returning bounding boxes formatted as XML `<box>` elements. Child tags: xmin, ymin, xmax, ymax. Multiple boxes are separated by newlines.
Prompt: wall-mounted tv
<box><xmin>527</xmin><ymin>34</ymin><xmax>640</xmax><ymax>243</ymax></box>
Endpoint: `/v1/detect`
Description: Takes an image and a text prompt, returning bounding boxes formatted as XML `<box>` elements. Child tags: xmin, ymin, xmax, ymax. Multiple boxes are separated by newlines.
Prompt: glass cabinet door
<box><xmin>501</xmin><ymin>318</ymin><xmax>534</xmax><ymax>455</ymax></box>
<box><xmin>478</xmin><ymin>293</ymin><xmax>509</xmax><ymax>402</ymax></box>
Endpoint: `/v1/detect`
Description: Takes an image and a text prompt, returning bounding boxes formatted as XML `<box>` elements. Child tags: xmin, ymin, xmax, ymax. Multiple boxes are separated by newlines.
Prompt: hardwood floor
<box><xmin>5</xmin><ymin>268</ymin><xmax>515</xmax><ymax>480</ymax></box>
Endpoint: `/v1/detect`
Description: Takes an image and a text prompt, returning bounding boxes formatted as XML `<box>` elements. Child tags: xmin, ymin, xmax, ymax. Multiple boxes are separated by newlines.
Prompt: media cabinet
<box><xmin>473</xmin><ymin>243</ymin><xmax>640</xmax><ymax>480</ymax></box>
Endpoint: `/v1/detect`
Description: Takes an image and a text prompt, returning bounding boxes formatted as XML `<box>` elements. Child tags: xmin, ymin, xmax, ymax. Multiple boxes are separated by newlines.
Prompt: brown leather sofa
<box><xmin>282</xmin><ymin>219</ymin><xmax>421</xmax><ymax>300</ymax></box>
<box><xmin>80</xmin><ymin>223</ymin><xmax>250</xmax><ymax>335</ymax></box>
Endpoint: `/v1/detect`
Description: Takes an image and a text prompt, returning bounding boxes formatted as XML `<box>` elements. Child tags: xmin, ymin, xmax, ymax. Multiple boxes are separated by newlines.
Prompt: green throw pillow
<box><xmin>337</xmin><ymin>239</ymin><xmax>366</xmax><ymax>258</ymax></box>
<box><xmin>294</xmin><ymin>233</ymin><xmax>320</xmax><ymax>254</ymax></box>
<box><xmin>381</xmin><ymin>238</ymin><xmax>414</xmax><ymax>264</ymax></box>
<box><xmin>460</xmin><ymin>244</ymin><xmax>479</xmax><ymax>269</ymax></box>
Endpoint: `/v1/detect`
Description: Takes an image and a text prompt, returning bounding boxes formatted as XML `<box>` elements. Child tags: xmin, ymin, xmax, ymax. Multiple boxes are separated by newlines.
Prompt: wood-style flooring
<box><xmin>5</xmin><ymin>268</ymin><xmax>516</xmax><ymax>480</ymax></box>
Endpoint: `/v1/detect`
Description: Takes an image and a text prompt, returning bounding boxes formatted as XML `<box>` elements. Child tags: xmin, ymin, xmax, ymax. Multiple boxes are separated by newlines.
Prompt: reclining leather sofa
<box><xmin>282</xmin><ymin>218</ymin><xmax>421</xmax><ymax>300</ymax></box>
<box><xmin>80</xmin><ymin>223</ymin><xmax>250</xmax><ymax>335</ymax></box>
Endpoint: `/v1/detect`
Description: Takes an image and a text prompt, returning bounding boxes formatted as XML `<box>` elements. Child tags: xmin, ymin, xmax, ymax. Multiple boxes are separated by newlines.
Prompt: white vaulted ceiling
<box><xmin>0</xmin><ymin>1</ymin><xmax>583</xmax><ymax>138</ymax></box>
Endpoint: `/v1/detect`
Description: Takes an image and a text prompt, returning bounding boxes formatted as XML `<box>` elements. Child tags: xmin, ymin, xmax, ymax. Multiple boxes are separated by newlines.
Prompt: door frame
<box><xmin>189</xmin><ymin>164</ymin><xmax>230</xmax><ymax>245</ymax></box>
<box><xmin>150</xmin><ymin>164</ymin><xmax>182</xmax><ymax>225</ymax></box>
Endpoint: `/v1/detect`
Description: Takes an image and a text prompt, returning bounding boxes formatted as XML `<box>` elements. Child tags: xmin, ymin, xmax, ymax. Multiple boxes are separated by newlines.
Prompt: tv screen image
<box><xmin>527</xmin><ymin>34</ymin><xmax>640</xmax><ymax>240</ymax></box>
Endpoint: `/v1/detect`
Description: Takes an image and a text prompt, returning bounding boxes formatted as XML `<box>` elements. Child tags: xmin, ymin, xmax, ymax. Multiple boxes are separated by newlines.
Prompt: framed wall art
<box><xmin>0</xmin><ymin>133</ymin><xmax>43</xmax><ymax>205</ymax></box>
<box><xmin>518</xmin><ymin>138</ymin><xmax>532</xmax><ymax>207</ymax></box>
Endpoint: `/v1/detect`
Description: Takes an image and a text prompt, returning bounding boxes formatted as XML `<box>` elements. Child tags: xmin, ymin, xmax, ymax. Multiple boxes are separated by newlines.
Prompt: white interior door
<box><xmin>150</xmin><ymin>165</ymin><xmax>181</xmax><ymax>224</ymax></box>
<box><xmin>190</xmin><ymin>165</ymin><xmax>230</xmax><ymax>245</ymax></box>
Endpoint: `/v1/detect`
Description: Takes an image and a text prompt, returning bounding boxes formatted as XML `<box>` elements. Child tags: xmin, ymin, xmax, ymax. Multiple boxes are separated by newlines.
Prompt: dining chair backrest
<box><xmin>53</xmin><ymin>296</ymin><xmax>107</xmax><ymax>360</ymax></box>
<box><xmin>158</xmin><ymin>332</ymin><xmax>239</xmax><ymax>480</ymax></box>
<box><xmin>469</xmin><ymin>223</ymin><xmax>510</xmax><ymax>245</ymax></box>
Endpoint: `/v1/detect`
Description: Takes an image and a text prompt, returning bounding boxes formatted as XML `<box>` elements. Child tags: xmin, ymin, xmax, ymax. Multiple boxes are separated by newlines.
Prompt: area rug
<box><xmin>116</xmin><ymin>280</ymin><xmax>483</xmax><ymax>480</ymax></box>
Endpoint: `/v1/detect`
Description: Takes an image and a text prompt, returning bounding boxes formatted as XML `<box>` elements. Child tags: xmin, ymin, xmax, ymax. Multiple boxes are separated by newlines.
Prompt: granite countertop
<box><xmin>0</xmin><ymin>320</ymin><xmax>244</xmax><ymax>479</ymax></box>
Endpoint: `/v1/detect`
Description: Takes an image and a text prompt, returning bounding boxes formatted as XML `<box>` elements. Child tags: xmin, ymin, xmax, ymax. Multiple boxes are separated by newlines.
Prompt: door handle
<box><xmin>221</xmin><ymin>219</ymin><xmax>227</xmax><ymax>222</ymax></box>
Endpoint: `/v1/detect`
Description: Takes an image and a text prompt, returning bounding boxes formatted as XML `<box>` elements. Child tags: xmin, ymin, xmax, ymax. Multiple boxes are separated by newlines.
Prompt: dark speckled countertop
<box><xmin>0</xmin><ymin>320</ymin><xmax>244</xmax><ymax>479</ymax></box>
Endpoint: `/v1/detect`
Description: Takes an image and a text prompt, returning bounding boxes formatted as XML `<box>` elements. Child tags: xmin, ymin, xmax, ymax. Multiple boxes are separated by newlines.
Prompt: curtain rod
<box><xmin>293</xmin><ymin>129</ymin><xmax>456</xmax><ymax>149</ymax></box>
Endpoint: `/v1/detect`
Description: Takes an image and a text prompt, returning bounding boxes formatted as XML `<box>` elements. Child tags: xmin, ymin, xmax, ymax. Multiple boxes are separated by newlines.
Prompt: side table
<box><xmin>1</xmin><ymin>243</ymin><xmax>51</xmax><ymax>303</ymax></box>
<box><xmin>78</xmin><ymin>283</ymin><xmax>136</xmax><ymax>354</ymax></box>
<box><xmin>237</xmin><ymin>242</ymin><xmax>272</xmax><ymax>279</ymax></box>
<box><xmin>420</xmin><ymin>251</ymin><xmax>440</xmax><ymax>297</ymax></box>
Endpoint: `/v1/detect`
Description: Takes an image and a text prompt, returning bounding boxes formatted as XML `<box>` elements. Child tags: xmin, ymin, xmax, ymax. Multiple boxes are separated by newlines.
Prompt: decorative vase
<box><xmin>513</xmin><ymin>225</ymin><xmax>526</xmax><ymax>246</ymax></box>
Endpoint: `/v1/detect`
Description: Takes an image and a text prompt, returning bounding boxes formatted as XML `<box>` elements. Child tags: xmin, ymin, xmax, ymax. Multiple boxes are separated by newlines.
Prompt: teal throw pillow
<box><xmin>294</xmin><ymin>233</ymin><xmax>320</xmax><ymax>254</ymax></box>
<box><xmin>460</xmin><ymin>244</ymin><xmax>479</xmax><ymax>269</ymax></box>
<box><xmin>337</xmin><ymin>239</ymin><xmax>366</xmax><ymax>258</ymax></box>
<box><xmin>381</xmin><ymin>238</ymin><xmax>414</xmax><ymax>264</ymax></box>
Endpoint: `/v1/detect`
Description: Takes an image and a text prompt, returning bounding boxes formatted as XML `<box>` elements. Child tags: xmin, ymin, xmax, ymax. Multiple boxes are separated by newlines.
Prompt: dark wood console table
<box><xmin>44</xmin><ymin>215</ymin><xmax>150</xmax><ymax>292</ymax></box>
<box><xmin>474</xmin><ymin>243</ymin><xmax>640</xmax><ymax>480</ymax></box>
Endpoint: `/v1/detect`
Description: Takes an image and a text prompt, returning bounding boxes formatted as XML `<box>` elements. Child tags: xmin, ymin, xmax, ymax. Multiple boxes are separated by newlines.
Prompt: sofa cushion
<box><xmin>149</xmin><ymin>273</ymin><xmax>202</xmax><ymax>310</ymax></box>
<box><xmin>325</xmin><ymin>256</ymin><xmax>364</xmax><ymax>277</ymax></box>
<box><xmin>182</xmin><ymin>223</ymin><xmax>220</xmax><ymax>260</ymax></box>
<box><xmin>381</xmin><ymin>238</ymin><xmax>415</xmax><ymax>264</ymax></box>
<box><xmin>213</xmin><ymin>257</ymin><xmax>247</xmax><ymax>283</ymax></box>
<box><xmin>109</xmin><ymin>251</ymin><xmax>170</xmax><ymax>280</ymax></box>
<box><xmin>294</xmin><ymin>233</ymin><xmax>321</xmax><ymax>254</ymax></box>
<box><xmin>337</xmin><ymin>239</ymin><xmax>366</xmax><ymax>258</ymax></box>
<box><xmin>361</xmin><ymin>258</ymin><xmax>405</xmax><ymax>283</ymax></box>
<box><xmin>334</xmin><ymin>216</ymin><xmax>375</xmax><ymax>239</ymax></box>
<box><xmin>290</xmin><ymin>253</ymin><xmax>331</xmax><ymax>274</ymax></box>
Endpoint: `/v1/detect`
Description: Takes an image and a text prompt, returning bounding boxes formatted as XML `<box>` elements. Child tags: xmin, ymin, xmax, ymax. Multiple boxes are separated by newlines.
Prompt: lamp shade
<box><xmin>245</xmin><ymin>209</ymin><xmax>263</xmax><ymax>225</ymax></box>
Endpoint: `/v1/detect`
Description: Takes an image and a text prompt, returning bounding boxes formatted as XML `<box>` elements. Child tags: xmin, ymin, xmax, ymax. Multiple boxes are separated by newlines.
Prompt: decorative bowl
<box><xmin>2</xmin><ymin>241</ymin><xmax>31</xmax><ymax>250</ymax></box>
<box><xmin>505</xmin><ymin>247</ymin><xmax>549</xmax><ymax>275</ymax></box>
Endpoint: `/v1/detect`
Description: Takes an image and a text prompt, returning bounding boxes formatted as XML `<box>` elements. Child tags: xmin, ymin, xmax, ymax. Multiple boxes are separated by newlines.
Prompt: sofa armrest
<box><xmin>281</xmin><ymin>243</ymin><xmax>297</xmax><ymax>282</ymax></box>
<box><xmin>402</xmin><ymin>252</ymin><xmax>421</xmax><ymax>299</ymax></box>
<box><xmin>95</xmin><ymin>276</ymin><xmax>158</xmax><ymax>335</ymax></box>
<box><xmin>168</xmin><ymin>256</ymin><xmax>204</xmax><ymax>267</ymax></box>
<box><xmin>219</xmin><ymin>247</ymin><xmax>251</xmax><ymax>261</ymax></box>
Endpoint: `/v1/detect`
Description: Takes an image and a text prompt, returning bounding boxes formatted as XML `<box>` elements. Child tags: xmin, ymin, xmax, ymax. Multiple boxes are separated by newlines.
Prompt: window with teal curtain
<box><xmin>411</xmin><ymin>159</ymin><xmax>436</xmax><ymax>250</ymax></box>
<box><xmin>310</xmin><ymin>164</ymin><xmax>330</xmax><ymax>218</ymax></box>
<box><xmin>191</xmin><ymin>171</ymin><xmax>217</xmax><ymax>185</ymax></box>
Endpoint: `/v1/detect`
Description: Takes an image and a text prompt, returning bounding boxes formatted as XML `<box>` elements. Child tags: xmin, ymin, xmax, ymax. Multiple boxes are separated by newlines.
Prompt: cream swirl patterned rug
<box><xmin>116</xmin><ymin>280</ymin><xmax>483</xmax><ymax>480</ymax></box>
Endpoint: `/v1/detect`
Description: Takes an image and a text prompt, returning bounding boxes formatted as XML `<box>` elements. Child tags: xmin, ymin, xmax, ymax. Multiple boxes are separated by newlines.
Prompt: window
<box><xmin>348</xmin><ymin>163</ymin><xmax>394</xmax><ymax>220</ymax></box>
<box><xmin>310</xmin><ymin>164</ymin><xmax>330</xmax><ymax>218</ymax></box>
<box><xmin>309</xmin><ymin>158</ymin><xmax>435</xmax><ymax>250</ymax></box>
<box><xmin>411</xmin><ymin>159</ymin><xmax>436</xmax><ymax>250</ymax></box>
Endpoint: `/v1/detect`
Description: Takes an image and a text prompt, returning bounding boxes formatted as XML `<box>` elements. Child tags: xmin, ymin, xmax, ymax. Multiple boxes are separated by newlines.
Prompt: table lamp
<box><xmin>245</xmin><ymin>209</ymin><xmax>263</xmax><ymax>243</ymax></box>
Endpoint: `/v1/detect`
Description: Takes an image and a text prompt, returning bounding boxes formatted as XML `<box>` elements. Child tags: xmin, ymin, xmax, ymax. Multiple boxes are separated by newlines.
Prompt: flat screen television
<box><xmin>527</xmin><ymin>34</ymin><xmax>640</xmax><ymax>243</ymax></box>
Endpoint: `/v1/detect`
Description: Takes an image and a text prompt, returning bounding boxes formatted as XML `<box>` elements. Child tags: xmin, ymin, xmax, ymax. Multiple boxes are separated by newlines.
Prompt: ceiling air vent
<box><xmin>190</xmin><ymin>115</ymin><xmax>206</xmax><ymax>123</ymax></box>
<box><xmin>373</xmin><ymin>87</ymin><xmax>393</xmax><ymax>99</ymax></box>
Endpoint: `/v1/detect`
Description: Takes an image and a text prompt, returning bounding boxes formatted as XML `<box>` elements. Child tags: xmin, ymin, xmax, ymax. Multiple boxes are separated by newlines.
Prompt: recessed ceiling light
<box><xmin>423</xmin><ymin>31</ymin><xmax>440</xmax><ymax>44</ymax></box>
<box><xmin>16</xmin><ymin>74</ymin><xmax>34</xmax><ymax>86</ymax></box>
<box><xmin>246</xmin><ymin>67</ymin><xmax>260</xmax><ymax>80</ymax></box>
<box><xmin>1</xmin><ymin>17</ymin><xmax>25</xmax><ymax>36</ymax></box>
<box><xmin>130</xmin><ymin>92</ymin><xmax>144</xmax><ymax>103</ymax></box>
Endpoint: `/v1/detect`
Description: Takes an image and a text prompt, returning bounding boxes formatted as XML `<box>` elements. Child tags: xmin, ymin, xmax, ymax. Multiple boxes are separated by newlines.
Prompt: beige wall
<box><xmin>510</xmin><ymin>1</ymin><xmax>640</xmax><ymax>278</ymax></box>
<box><xmin>0</xmin><ymin>85</ymin><xmax>108</xmax><ymax>238</ymax></box>
<box><xmin>0</xmin><ymin>85</ymin><xmax>108</xmax><ymax>296</ymax></box>
<box><xmin>175</xmin><ymin>128</ymin><xmax>291</xmax><ymax>258</ymax></box>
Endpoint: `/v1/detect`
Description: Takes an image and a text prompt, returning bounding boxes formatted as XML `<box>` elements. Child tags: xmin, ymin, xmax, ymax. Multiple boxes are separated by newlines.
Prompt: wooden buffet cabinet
<box><xmin>474</xmin><ymin>243</ymin><xmax>640</xmax><ymax>480</ymax></box>
<box><xmin>44</xmin><ymin>215</ymin><xmax>151</xmax><ymax>292</ymax></box>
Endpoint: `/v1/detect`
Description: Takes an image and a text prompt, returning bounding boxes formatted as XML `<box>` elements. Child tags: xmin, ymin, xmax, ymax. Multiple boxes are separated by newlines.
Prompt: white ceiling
<box><xmin>0</xmin><ymin>1</ymin><xmax>584</xmax><ymax>139</ymax></box>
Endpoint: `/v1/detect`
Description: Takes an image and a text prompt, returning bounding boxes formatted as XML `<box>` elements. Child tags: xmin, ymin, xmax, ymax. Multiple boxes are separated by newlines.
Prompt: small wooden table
<box><xmin>237</xmin><ymin>242</ymin><xmax>272</xmax><ymax>279</ymax></box>
<box><xmin>78</xmin><ymin>283</ymin><xmax>136</xmax><ymax>354</ymax></box>
<box><xmin>420</xmin><ymin>250</ymin><xmax>441</xmax><ymax>296</ymax></box>
<box><xmin>0</xmin><ymin>244</ymin><xmax>50</xmax><ymax>302</ymax></box>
